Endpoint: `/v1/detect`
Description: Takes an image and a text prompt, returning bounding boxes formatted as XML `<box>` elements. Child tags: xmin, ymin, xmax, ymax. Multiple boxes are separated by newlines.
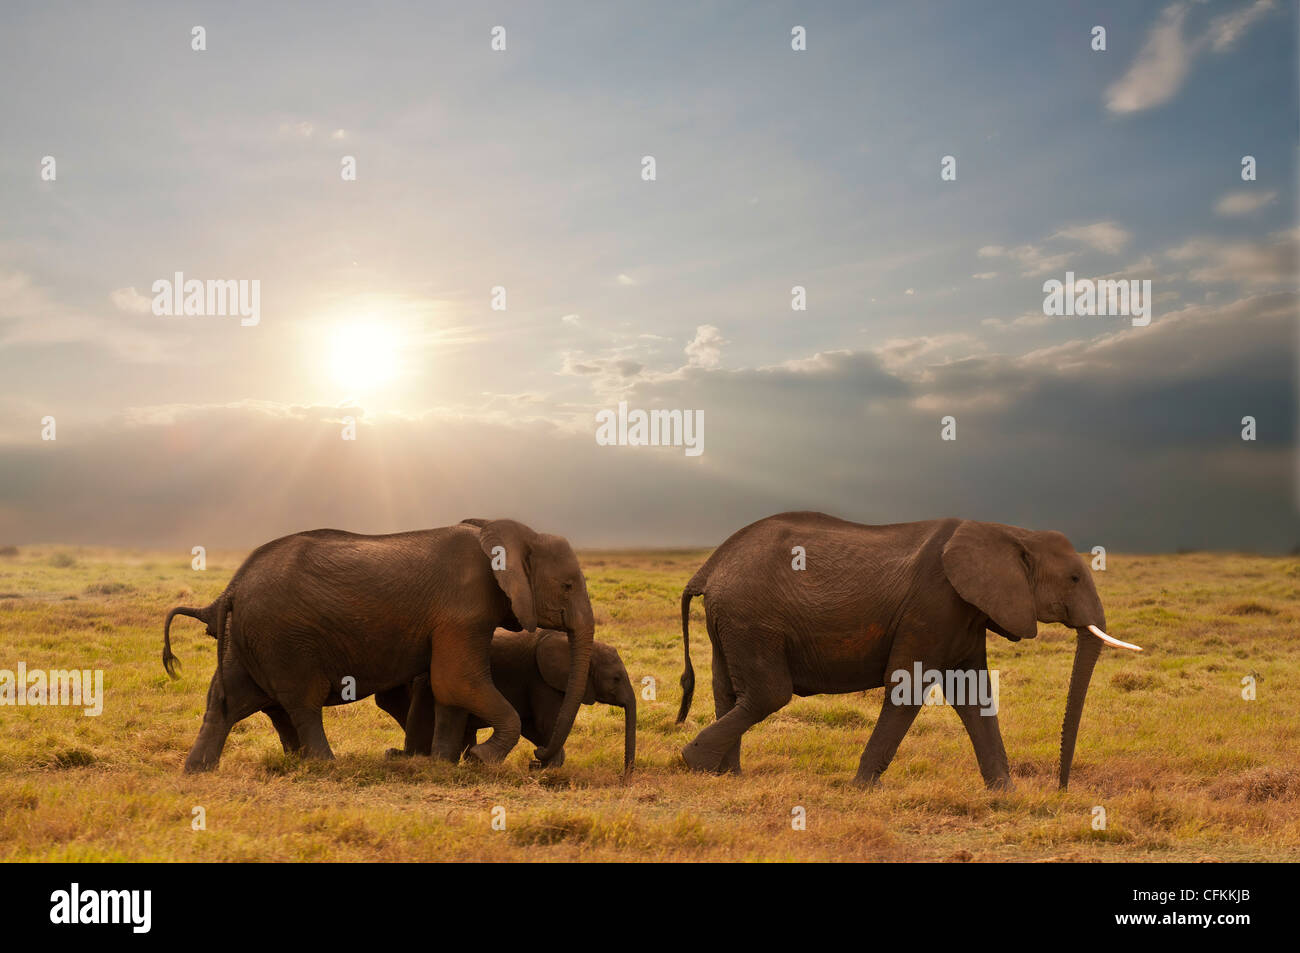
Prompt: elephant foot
<box><xmin>852</xmin><ymin>770</ymin><xmax>883</xmax><ymax>790</ymax></box>
<box><xmin>465</xmin><ymin>741</ymin><xmax>508</xmax><ymax>765</ymax></box>
<box><xmin>183</xmin><ymin>756</ymin><xmax>219</xmax><ymax>774</ymax></box>
<box><xmin>529</xmin><ymin>748</ymin><xmax>565</xmax><ymax>771</ymax></box>
<box><xmin>681</xmin><ymin>740</ymin><xmax>729</xmax><ymax>774</ymax></box>
<box><xmin>984</xmin><ymin>775</ymin><xmax>1014</xmax><ymax>792</ymax></box>
<box><xmin>384</xmin><ymin>747</ymin><xmax>412</xmax><ymax>760</ymax></box>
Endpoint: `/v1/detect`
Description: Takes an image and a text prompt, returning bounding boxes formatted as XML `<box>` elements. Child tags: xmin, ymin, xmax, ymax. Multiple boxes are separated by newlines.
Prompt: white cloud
<box><xmin>615</xmin><ymin>273</ymin><xmax>636</xmax><ymax>286</ymax></box>
<box><xmin>561</xmin><ymin>313</ymin><xmax>581</xmax><ymax>325</ymax></box>
<box><xmin>1107</xmin><ymin>1</ymin><xmax>1278</xmax><ymax>114</ymax></box>
<box><xmin>1053</xmin><ymin>221</ymin><xmax>1132</xmax><ymax>254</ymax></box>
<box><xmin>1106</xmin><ymin>4</ymin><xmax>1193</xmax><ymax>114</ymax></box>
<box><xmin>1165</xmin><ymin>228</ymin><xmax>1297</xmax><ymax>287</ymax></box>
<box><xmin>110</xmin><ymin>286</ymin><xmax>153</xmax><ymax>314</ymax></box>
<box><xmin>1208</xmin><ymin>0</ymin><xmax>1275</xmax><ymax>52</ymax></box>
<box><xmin>684</xmin><ymin>324</ymin><xmax>726</xmax><ymax>368</ymax></box>
<box><xmin>972</xmin><ymin>272</ymin><xmax>998</xmax><ymax>280</ymax></box>
<box><xmin>1214</xmin><ymin>190</ymin><xmax>1277</xmax><ymax>216</ymax></box>
<box><xmin>979</xmin><ymin>243</ymin><xmax>1071</xmax><ymax>277</ymax></box>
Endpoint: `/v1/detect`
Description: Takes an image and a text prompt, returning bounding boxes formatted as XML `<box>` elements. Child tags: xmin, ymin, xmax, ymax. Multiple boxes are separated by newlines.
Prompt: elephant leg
<box><xmin>459</xmin><ymin>723</ymin><xmax>479</xmax><ymax>761</ymax></box>
<box><xmin>853</xmin><ymin>697</ymin><xmax>922</xmax><ymax>787</ymax></box>
<box><xmin>264</xmin><ymin>706</ymin><xmax>301</xmax><ymax>754</ymax></box>
<box><xmin>374</xmin><ymin>684</ymin><xmax>413</xmax><ymax>732</ymax></box>
<box><xmin>519</xmin><ymin>705</ymin><xmax>563</xmax><ymax>769</ymax></box>
<box><xmin>710</xmin><ymin>643</ymin><xmax>741</xmax><ymax>774</ymax></box>
<box><xmin>429</xmin><ymin>635</ymin><xmax>521</xmax><ymax>765</ymax></box>
<box><xmin>946</xmin><ymin>644</ymin><xmax>1011</xmax><ymax>790</ymax></box>
<box><xmin>430</xmin><ymin>703</ymin><xmax>470</xmax><ymax>762</ymax></box>
<box><xmin>953</xmin><ymin>702</ymin><xmax>1012</xmax><ymax>790</ymax></box>
<box><xmin>183</xmin><ymin>660</ymin><xmax>274</xmax><ymax>773</ymax></box>
<box><xmin>286</xmin><ymin>707</ymin><xmax>333</xmax><ymax>760</ymax></box>
<box><xmin>682</xmin><ymin>635</ymin><xmax>791</xmax><ymax>774</ymax></box>
<box><xmin>403</xmin><ymin>677</ymin><xmax>437</xmax><ymax>757</ymax></box>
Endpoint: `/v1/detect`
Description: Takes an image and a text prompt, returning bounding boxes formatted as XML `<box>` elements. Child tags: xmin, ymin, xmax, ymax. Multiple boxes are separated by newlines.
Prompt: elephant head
<box><xmin>536</xmin><ymin>631</ymin><xmax>636</xmax><ymax>773</ymax></box>
<box><xmin>941</xmin><ymin>521</ymin><xmax>1141</xmax><ymax>790</ymax></box>
<box><xmin>473</xmin><ymin>519</ymin><xmax>595</xmax><ymax>766</ymax></box>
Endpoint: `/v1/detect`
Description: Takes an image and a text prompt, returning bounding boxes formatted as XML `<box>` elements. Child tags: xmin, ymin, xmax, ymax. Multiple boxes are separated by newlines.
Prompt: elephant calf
<box><xmin>376</xmin><ymin>629</ymin><xmax>636</xmax><ymax>773</ymax></box>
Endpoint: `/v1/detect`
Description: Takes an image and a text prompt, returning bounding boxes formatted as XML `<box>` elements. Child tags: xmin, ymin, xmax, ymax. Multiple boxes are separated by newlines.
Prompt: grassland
<box><xmin>0</xmin><ymin>544</ymin><xmax>1297</xmax><ymax>861</ymax></box>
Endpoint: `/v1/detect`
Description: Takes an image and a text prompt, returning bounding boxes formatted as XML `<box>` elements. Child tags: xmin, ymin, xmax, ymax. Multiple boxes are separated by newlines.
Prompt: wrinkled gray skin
<box><xmin>374</xmin><ymin>629</ymin><xmax>636</xmax><ymax>773</ymax></box>
<box><xmin>677</xmin><ymin>513</ymin><xmax>1112</xmax><ymax>790</ymax></box>
<box><xmin>163</xmin><ymin>519</ymin><xmax>595</xmax><ymax>773</ymax></box>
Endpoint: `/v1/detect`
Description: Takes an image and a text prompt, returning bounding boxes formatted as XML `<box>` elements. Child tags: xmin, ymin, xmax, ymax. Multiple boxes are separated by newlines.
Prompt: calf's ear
<box><xmin>536</xmin><ymin>632</ymin><xmax>596</xmax><ymax>704</ymax></box>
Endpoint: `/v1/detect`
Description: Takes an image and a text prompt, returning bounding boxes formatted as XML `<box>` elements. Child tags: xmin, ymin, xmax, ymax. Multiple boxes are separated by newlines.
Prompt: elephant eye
<box><xmin>563</xmin><ymin>580</ymin><xmax>574</xmax><ymax>591</ymax></box>
<box><xmin>1070</xmin><ymin>573</ymin><xmax>1081</xmax><ymax>583</ymax></box>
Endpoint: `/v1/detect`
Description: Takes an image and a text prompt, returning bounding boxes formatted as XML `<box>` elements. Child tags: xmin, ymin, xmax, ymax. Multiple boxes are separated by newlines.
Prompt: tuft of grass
<box><xmin>39</xmin><ymin>748</ymin><xmax>97</xmax><ymax>769</ymax></box>
<box><xmin>1225</xmin><ymin>601</ymin><xmax>1277</xmax><ymax>616</ymax></box>
<box><xmin>84</xmin><ymin>582</ymin><xmax>133</xmax><ymax>596</ymax></box>
<box><xmin>48</xmin><ymin>552</ymin><xmax>77</xmax><ymax>569</ymax></box>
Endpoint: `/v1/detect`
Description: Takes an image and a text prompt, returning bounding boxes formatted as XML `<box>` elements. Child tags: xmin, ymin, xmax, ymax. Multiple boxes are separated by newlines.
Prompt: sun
<box><xmin>327</xmin><ymin>321</ymin><xmax>400</xmax><ymax>393</ymax></box>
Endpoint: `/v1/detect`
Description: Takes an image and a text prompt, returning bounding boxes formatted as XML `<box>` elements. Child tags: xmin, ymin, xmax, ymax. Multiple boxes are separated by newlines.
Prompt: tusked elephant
<box><xmin>676</xmin><ymin>512</ymin><xmax>1141</xmax><ymax>789</ymax></box>
<box><xmin>375</xmin><ymin>628</ymin><xmax>636</xmax><ymax>773</ymax></box>
<box><xmin>162</xmin><ymin>519</ymin><xmax>595</xmax><ymax>773</ymax></box>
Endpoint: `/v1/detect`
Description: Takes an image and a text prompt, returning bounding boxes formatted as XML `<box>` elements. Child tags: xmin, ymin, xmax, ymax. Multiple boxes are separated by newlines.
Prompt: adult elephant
<box><xmin>162</xmin><ymin>518</ymin><xmax>595</xmax><ymax>773</ymax></box>
<box><xmin>676</xmin><ymin>512</ymin><xmax>1140</xmax><ymax>790</ymax></box>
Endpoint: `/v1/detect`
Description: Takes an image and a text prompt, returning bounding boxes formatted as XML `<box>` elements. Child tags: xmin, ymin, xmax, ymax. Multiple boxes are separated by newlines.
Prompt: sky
<box><xmin>0</xmin><ymin>0</ymin><xmax>1297</xmax><ymax>551</ymax></box>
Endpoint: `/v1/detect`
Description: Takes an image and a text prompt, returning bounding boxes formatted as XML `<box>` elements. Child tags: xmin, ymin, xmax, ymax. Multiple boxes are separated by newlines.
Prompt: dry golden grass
<box><xmin>0</xmin><ymin>544</ymin><xmax>1296</xmax><ymax>861</ymax></box>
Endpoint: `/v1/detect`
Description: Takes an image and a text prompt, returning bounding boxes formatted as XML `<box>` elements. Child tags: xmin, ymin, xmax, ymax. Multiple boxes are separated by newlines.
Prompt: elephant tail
<box><xmin>214</xmin><ymin>593</ymin><xmax>231</xmax><ymax>717</ymax></box>
<box><xmin>676</xmin><ymin>585</ymin><xmax>702</xmax><ymax>724</ymax></box>
<box><xmin>162</xmin><ymin>603</ymin><xmax>219</xmax><ymax>677</ymax></box>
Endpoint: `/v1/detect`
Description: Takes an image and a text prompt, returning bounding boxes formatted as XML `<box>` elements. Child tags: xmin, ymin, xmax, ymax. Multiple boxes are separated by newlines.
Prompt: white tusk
<box><xmin>1088</xmin><ymin>624</ymin><xmax>1142</xmax><ymax>652</ymax></box>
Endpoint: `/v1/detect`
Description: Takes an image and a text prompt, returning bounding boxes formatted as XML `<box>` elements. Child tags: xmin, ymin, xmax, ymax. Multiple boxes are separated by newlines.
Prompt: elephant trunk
<box><xmin>534</xmin><ymin>614</ymin><xmax>594</xmax><ymax>764</ymax></box>
<box><xmin>621</xmin><ymin>682</ymin><xmax>637</xmax><ymax>774</ymax></box>
<box><xmin>1058</xmin><ymin>627</ymin><xmax>1103</xmax><ymax>790</ymax></box>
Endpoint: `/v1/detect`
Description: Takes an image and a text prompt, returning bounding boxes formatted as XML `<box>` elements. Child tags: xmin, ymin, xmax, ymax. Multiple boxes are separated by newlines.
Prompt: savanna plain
<box><xmin>0</xmin><ymin>544</ymin><xmax>1296</xmax><ymax>861</ymax></box>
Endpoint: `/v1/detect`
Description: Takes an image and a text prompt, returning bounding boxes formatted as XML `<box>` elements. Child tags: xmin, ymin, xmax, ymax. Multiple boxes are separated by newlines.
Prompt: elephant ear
<box><xmin>941</xmin><ymin>521</ymin><xmax>1038</xmax><ymax>641</ymax></box>
<box><xmin>536</xmin><ymin>631</ymin><xmax>596</xmax><ymax>704</ymax></box>
<box><xmin>476</xmin><ymin>519</ymin><xmax>538</xmax><ymax>632</ymax></box>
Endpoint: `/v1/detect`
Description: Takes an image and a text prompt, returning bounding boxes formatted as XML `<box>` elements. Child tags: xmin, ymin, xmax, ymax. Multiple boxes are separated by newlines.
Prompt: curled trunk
<box><xmin>1058</xmin><ymin>627</ymin><xmax>1103</xmax><ymax>789</ymax></box>
<box><xmin>534</xmin><ymin>622</ymin><xmax>594</xmax><ymax>764</ymax></box>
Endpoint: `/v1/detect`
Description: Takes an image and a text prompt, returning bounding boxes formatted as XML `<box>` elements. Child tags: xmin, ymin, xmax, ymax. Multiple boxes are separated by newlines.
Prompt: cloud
<box><xmin>977</xmin><ymin>243</ymin><xmax>1071</xmax><ymax>277</ymax></box>
<box><xmin>1107</xmin><ymin>1</ymin><xmax>1278</xmax><ymax>114</ymax></box>
<box><xmin>1208</xmin><ymin>0</ymin><xmax>1276</xmax><ymax>52</ymax></box>
<box><xmin>615</xmin><ymin>273</ymin><xmax>636</xmax><ymax>286</ymax></box>
<box><xmin>561</xmin><ymin>313</ymin><xmax>581</xmax><ymax>325</ymax></box>
<box><xmin>1214</xmin><ymin>190</ymin><xmax>1278</xmax><ymax>216</ymax></box>
<box><xmin>110</xmin><ymin>286</ymin><xmax>153</xmax><ymax>314</ymax></box>
<box><xmin>1165</xmin><ymin>228</ymin><xmax>1297</xmax><ymax>287</ymax></box>
<box><xmin>972</xmin><ymin>272</ymin><xmax>998</xmax><ymax>280</ymax></box>
<box><xmin>1106</xmin><ymin>4</ymin><xmax>1193</xmax><ymax>114</ymax></box>
<box><xmin>0</xmin><ymin>271</ymin><xmax>172</xmax><ymax>362</ymax></box>
<box><xmin>684</xmin><ymin>324</ymin><xmax>726</xmax><ymax>368</ymax></box>
<box><xmin>1053</xmin><ymin>222</ymin><xmax>1132</xmax><ymax>254</ymax></box>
